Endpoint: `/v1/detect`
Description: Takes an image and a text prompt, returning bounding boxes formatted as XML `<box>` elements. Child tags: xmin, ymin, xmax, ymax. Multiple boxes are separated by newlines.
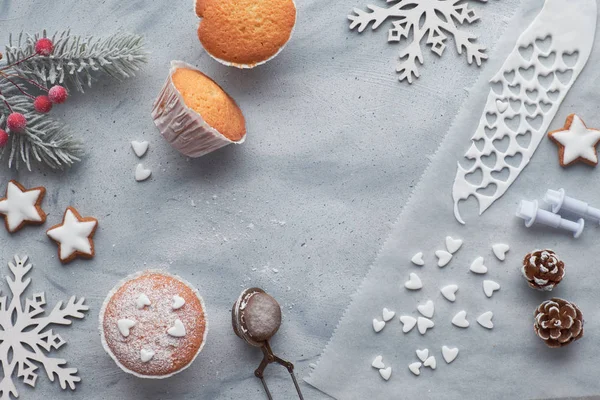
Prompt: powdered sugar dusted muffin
<box><xmin>151</xmin><ymin>60</ymin><xmax>246</xmax><ymax>158</ymax></box>
<box><xmin>99</xmin><ymin>271</ymin><xmax>208</xmax><ymax>378</ymax></box>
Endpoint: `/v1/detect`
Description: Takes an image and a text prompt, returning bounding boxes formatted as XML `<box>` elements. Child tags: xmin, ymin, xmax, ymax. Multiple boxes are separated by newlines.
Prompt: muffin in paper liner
<box><xmin>151</xmin><ymin>60</ymin><xmax>245</xmax><ymax>158</ymax></box>
<box><xmin>99</xmin><ymin>270</ymin><xmax>208</xmax><ymax>379</ymax></box>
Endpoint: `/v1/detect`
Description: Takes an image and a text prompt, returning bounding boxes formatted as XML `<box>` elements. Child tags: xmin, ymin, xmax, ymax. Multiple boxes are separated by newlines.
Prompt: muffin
<box><xmin>195</xmin><ymin>0</ymin><xmax>297</xmax><ymax>68</ymax></box>
<box><xmin>151</xmin><ymin>61</ymin><xmax>246</xmax><ymax>158</ymax></box>
<box><xmin>232</xmin><ymin>288</ymin><xmax>282</xmax><ymax>347</ymax></box>
<box><xmin>99</xmin><ymin>270</ymin><xmax>208</xmax><ymax>378</ymax></box>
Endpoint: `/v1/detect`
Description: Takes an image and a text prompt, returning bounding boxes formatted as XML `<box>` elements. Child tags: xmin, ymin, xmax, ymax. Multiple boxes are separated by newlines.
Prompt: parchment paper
<box><xmin>306</xmin><ymin>0</ymin><xmax>600</xmax><ymax>398</ymax></box>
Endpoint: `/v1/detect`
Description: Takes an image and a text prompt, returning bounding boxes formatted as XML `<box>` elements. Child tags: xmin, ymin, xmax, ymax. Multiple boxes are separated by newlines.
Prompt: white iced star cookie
<box><xmin>47</xmin><ymin>207</ymin><xmax>98</xmax><ymax>263</ymax></box>
<box><xmin>548</xmin><ymin>114</ymin><xmax>600</xmax><ymax>167</ymax></box>
<box><xmin>0</xmin><ymin>180</ymin><xmax>46</xmax><ymax>233</ymax></box>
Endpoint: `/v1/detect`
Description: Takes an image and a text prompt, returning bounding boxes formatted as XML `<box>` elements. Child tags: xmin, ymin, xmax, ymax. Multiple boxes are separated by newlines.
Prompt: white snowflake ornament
<box><xmin>348</xmin><ymin>0</ymin><xmax>489</xmax><ymax>83</ymax></box>
<box><xmin>0</xmin><ymin>255</ymin><xmax>88</xmax><ymax>399</ymax></box>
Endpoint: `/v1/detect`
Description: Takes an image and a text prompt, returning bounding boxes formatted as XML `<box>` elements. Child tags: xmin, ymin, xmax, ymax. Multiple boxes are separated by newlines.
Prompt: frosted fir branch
<box><xmin>5</xmin><ymin>30</ymin><xmax>148</xmax><ymax>93</ymax></box>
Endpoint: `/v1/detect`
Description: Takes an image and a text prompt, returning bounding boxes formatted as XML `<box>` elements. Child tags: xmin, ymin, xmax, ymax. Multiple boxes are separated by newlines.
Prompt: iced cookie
<box><xmin>46</xmin><ymin>207</ymin><xmax>98</xmax><ymax>263</ymax></box>
<box><xmin>99</xmin><ymin>271</ymin><xmax>208</xmax><ymax>378</ymax></box>
<box><xmin>151</xmin><ymin>61</ymin><xmax>246</xmax><ymax>158</ymax></box>
<box><xmin>548</xmin><ymin>114</ymin><xmax>600</xmax><ymax>167</ymax></box>
<box><xmin>0</xmin><ymin>180</ymin><xmax>46</xmax><ymax>233</ymax></box>
<box><xmin>196</xmin><ymin>0</ymin><xmax>297</xmax><ymax>68</ymax></box>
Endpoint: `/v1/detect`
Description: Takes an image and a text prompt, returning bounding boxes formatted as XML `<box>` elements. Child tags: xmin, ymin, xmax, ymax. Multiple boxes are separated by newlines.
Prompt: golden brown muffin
<box><xmin>196</xmin><ymin>0</ymin><xmax>297</xmax><ymax>67</ymax></box>
<box><xmin>100</xmin><ymin>271</ymin><xmax>208</xmax><ymax>378</ymax></box>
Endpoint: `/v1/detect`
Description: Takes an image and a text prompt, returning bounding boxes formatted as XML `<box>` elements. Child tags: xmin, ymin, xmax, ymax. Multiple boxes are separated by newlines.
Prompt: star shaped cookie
<box><xmin>0</xmin><ymin>180</ymin><xmax>46</xmax><ymax>233</ymax></box>
<box><xmin>47</xmin><ymin>207</ymin><xmax>98</xmax><ymax>263</ymax></box>
<box><xmin>548</xmin><ymin>114</ymin><xmax>600</xmax><ymax>167</ymax></box>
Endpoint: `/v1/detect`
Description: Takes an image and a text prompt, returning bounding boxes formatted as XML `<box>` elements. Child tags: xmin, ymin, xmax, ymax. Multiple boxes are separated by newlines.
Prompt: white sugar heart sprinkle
<box><xmin>470</xmin><ymin>256</ymin><xmax>488</xmax><ymax>274</ymax></box>
<box><xmin>167</xmin><ymin>319</ymin><xmax>187</xmax><ymax>337</ymax></box>
<box><xmin>408</xmin><ymin>362</ymin><xmax>422</xmax><ymax>376</ymax></box>
<box><xmin>172</xmin><ymin>295</ymin><xmax>186</xmax><ymax>310</ymax></box>
<box><xmin>451</xmin><ymin>310</ymin><xmax>469</xmax><ymax>328</ymax></box>
<box><xmin>411</xmin><ymin>252</ymin><xmax>425</xmax><ymax>266</ymax></box>
<box><xmin>140</xmin><ymin>348</ymin><xmax>155</xmax><ymax>363</ymax></box>
<box><xmin>440</xmin><ymin>284</ymin><xmax>458</xmax><ymax>302</ymax></box>
<box><xmin>417</xmin><ymin>300</ymin><xmax>434</xmax><ymax>318</ymax></box>
<box><xmin>483</xmin><ymin>280</ymin><xmax>501</xmax><ymax>298</ymax></box>
<box><xmin>477</xmin><ymin>311</ymin><xmax>494</xmax><ymax>329</ymax></box>
<box><xmin>423</xmin><ymin>356</ymin><xmax>437</xmax><ymax>370</ymax></box>
<box><xmin>117</xmin><ymin>319</ymin><xmax>136</xmax><ymax>337</ymax></box>
<box><xmin>373</xmin><ymin>318</ymin><xmax>386</xmax><ymax>333</ymax></box>
<box><xmin>492</xmin><ymin>243</ymin><xmax>510</xmax><ymax>261</ymax></box>
<box><xmin>417</xmin><ymin>317</ymin><xmax>434</xmax><ymax>335</ymax></box>
<box><xmin>372</xmin><ymin>355</ymin><xmax>385</xmax><ymax>369</ymax></box>
<box><xmin>496</xmin><ymin>99</ymin><xmax>509</xmax><ymax>113</ymax></box>
<box><xmin>445</xmin><ymin>236</ymin><xmax>463</xmax><ymax>254</ymax></box>
<box><xmin>404</xmin><ymin>273</ymin><xmax>422</xmax><ymax>290</ymax></box>
<box><xmin>135</xmin><ymin>293</ymin><xmax>151</xmax><ymax>309</ymax></box>
<box><xmin>131</xmin><ymin>140</ymin><xmax>149</xmax><ymax>158</ymax></box>
<box><xmin>435</xmin><ymin>250</ymin><xmax>452</xmax><ymax>267</ymax></box>
<box><xmin>399</xmin><ymin>316</ymin><xmax>417</xmax><ymax>333</ymax></box>
<box><xmin>442</xmin><ymin>346</ymin><xmax>459</xmax><ymax>364</ymax></box>
<box><xmin>382</xmin><ymin>308</ymin><xmax>395</xmax><ymax>322</ymax></box>
<box><xmin>416</xmin><ymin>349</ymin><xmax>429</xmax><ymax>362</ymax></box>
<box><xmin>135</xmin><ymin>163</ymin><xmax>152</xmax><ymax>182</ymax></box>
<box><xmin>379</xmin><ymin>367</ymin><xmax>392</xmax><ymax>381</ymax></box>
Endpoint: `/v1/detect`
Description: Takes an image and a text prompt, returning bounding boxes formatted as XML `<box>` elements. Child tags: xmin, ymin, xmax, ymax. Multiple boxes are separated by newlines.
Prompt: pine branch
<box><xmin>4</xmin><ymin>30</ymin><xmax>148</xmax><ymax>93</ymax></box>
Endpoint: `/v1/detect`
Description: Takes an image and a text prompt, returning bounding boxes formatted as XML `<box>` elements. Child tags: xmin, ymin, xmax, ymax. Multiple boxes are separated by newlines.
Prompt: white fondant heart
<box><xmin>417</xmin><ymin>300</ymin><xmax>434</xmax><ymax>318</ymax></box>
<box><xmin>417</xmin><ymin>317</ymin><xmax>434</xmax><ymax>335</ymax></box>
<box><xmin>423</xmin><ymin>356</ymin><xmax>437</xmax><ymax>370</ymax></box>
<box><xmin>399</xmin><ymin>316</ymin><xmax>417</xmax><ymax>333</ymax></box>
<box><xmin>136</xmin><ymin>293</ymin><xmax>151</xmax><ymax>309</ymax></box>
<box><xmin>470</xmin><ymin>256</ymin><xmax>488</xmax><ymax>274</ymax></box>
<box><xmin>477</xmin><ymin>311</ymin><xmax>494</xmax><ymax>329</ymax></box>
<box><xmin>372</xmin><ymin>355</ymin><xmax>385</xmax><ymax>369</ymax></box>
<box><xmin>167</xmin><ymin>319</ymin><xmax>187</xmax><ymax>337</ymax></box>
<box><xmin>496</xmin><ymin>99</ymin><xmax>509</xmax><ymax>113</ymax></box>
<box><xmin>117</xmin><ymin>319</ymin><xmax>136</xmax><ymax>337</ymax></box>
<box><xmin>373</xmin><ymin>318</ymin><xmax>386</xmax><ymax>333</ymax></box>
<box><xmin>451</xmin><ymin>310</ymin><xmax>469</xmax><ymax>328</ymax></box>
<box><xmin>492</xmin><ymin>243</ymin><xmax>510</xmax><ymax>261</ymax></box>
<box><xmin>483</xmin><ymin>280</ymin><xmax>501</xmax><ymax>298</ymax></box>
<box><xmin>135</xmin><ymin>163</ymin><xmax>152</xmax><ymax>182</ymax></box>
<box><xmin>379</xmin><ymin>367</ymin><xmax>392</xmax><ymax>381</ymax></box>
<box><xmin>140</xmin><ymin>348</ymin><xmax>155</xmax><ymax>363</ymax></box>
<box><xmin>411</xmin><ymin>252</ymin><xmax>424</xmax><ymax>266</ymax></box>
<box><xmin>382</xmin><ymin>308</ymin><xmax>395</xmax><ymax>322</ymax></box>
<box><xmin>445</xmin><ymin>236</ymin><xmax>463</xmax><ymax>254</ymax></box>
<box><xmin>442</xmin><ymin>346</ymin><xmax>459</xmax><ymax>364</ymax></box>
<box><xmin>404</xmin><ymin>273</ymin><xmax>422</xmax><ymax>290</ymax></box>
<box><xmin>408</xmin><ymin>362</ymin><xmax>422</xmax><ymax>376</ymax></box>
<box><xmin>435</xmin><ymin>250</ymin><xmax>453</xmax><ymax>267</ymax></box>
<box><xmin>441</xmin><ymin>284</ymin><xmax>458</xmax><ymax>302</ymax></box>
<box><xmin>416</xmin><ymin>349</ymin><xmax>429</xmax><ymax>362</ymax></box>
<box><xmin>131</xmin><ymin>140</ymin><xmax>149</xmax><ymax>158</ymax></box>
<box><xmin>172</xmin><ymin>295</ymin><xmax>186</xmax><ymax>310</ymax></box>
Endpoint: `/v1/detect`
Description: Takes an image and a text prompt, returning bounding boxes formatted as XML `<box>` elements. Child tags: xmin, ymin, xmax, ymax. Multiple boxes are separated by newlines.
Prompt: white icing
<box><xmin>372</xmin><ymin>355</ymin><xmax>385</xmax><ymax>369</ymax></box>
<box><xmin>167</xmin><ymin>319</ymin><xmax>186</xmax><ymax>337</ymax></box>
<box><xmin>135</xmin><ymin>163</ymin><xmax>152</xmax><ymax>182</ymax></box>
<box><xmin>423</xmin><ymin>356</ymin><xmax>436</xmax><ymax>370</ymax></box>
<box><xmin>117</xmin><ymin>319</ymin><xmax>136</xmax><ymax>337</ymax></box>
<box><xmin>483</xmin><ymin>280</ymin><xmax>501</xmax><ymax>298</ymax></box>
<box><xmin>441</xmin><ymin>284</ymin><xmax>458</xmax><ymax>302</ymax></box>
<box><xmin>408</xmin><ymin>362</ymin><xmax>422</xmax><ymax>376</ymax></box>
<box><xmin>470</xmin><ymin>257</ymin><xmax>488</xmax><ymax>274</ymax></box>
<box><xmin>411</xmin><ymin>252</ymin><xmax>425</xmax><ymax>266</ymax></box>
<box><xmin>452</xmin><ymin>310</ymin><xmax>469</xmax><ymax>328</ymax></box>
<box><xmin>382</xmin><ymin>308</ymin><xmax>395</xmax><ymax>322</ymax></box>
<box><xmin>452</xmin><ymin>0</ymin><xmax>597</xmax><ymax>223</ymax></box>
<box><xmin>445</xmin><ymin>236</ymin><xmax>463</xmax><ymax>254</ymax></box>
<box><xmin>373</xmin><ymin>318</ymin><xmax>386</xmax><ymax>333</ymax></box>
<box><xmin>417</xmin><ymin>317</ymin><xmax>434</xmax><ymax>335</ymax></box>
<box><xmin>404</xmin><ymin>273</ymin><xmax>422</xmax><ymax>290</ymax></box>
<box><xmin>533</xmin><ymin>277</ymin><xmax>550</xmax><ymax>286</ymax></box>
<box><xmin>46</xmin><ymin>208</ymin><xmax>97</xmax><ymax>261</ymax></box>
<box><xmin>442</xmin><ymin>346</ymin><xmax>459</xmax><ymax>364</ymax></box>
<box><xmin>417</xmin><ymin>300</ymin><xmax>434</xmax><ymax>318</ymax></box>
<box><xmin>131</xmin><ymin>140</ymin><xmax>149</xmax><ymax>158</ymax></box>
<box><xmin>135</xmin><ymin>294</ymin><xmax>151</xmax><ymax>309</ymax></box>
<box><xmin>435</xmin><ymin>250</ymin><xmax>452</xmax><ymax>267</ymax></box>
<box><xmin>0</xmin><ymin>181</ymin><xmax>44</xmax><ymax>232</ymax></box>
<box><xmin>140</xmin><ymin>349</ymin><xmax>155</xmax><ymax>363</ymax></box>
<box><xmin>496</xmin><ymin>99</ymin><xmax>508</xmax><ymax>113</ymax></box>
<box><xmin>399</xmin><ymin>316</ymin><xmax>417</xmax><ymax>333</ymax></box>
<box><xmin>492</xmin><ymin>243</ymin><xmax>510</xmax><ymax>261</ymax></box>
<box><xmin>172</xmin><ymin>295</ymin><xmax>185</xmax><ymax>310</ymax></box>
<box><xmin>416</xmin><ymin>349</ymin><xmax>429</xmax><ymax>362</ymax></box>
<box><xmin>550</xmin><ymin>115</ymin><xmax>600</xmax><ymax>165</ymax></box>
<box><xmin>477</xmin><ymin>311</ymin><xmax>494</xmax><ymax>329</ymax></box>
<box><xmin>379</xmin><ymin>366</ymin><xmax>392</xmax><ymax>381</ymax></box>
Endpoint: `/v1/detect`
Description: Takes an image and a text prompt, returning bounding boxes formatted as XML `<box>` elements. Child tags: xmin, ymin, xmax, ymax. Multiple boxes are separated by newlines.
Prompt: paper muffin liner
<box><xmin>98</xmin><ymin>269</ymin><xmax>209</xmax><ymax>379</ymax></box>
<box><xmin>151</xmin><ymin>60</ymin><xmax>245</xmax><ymax>158</ymax></box>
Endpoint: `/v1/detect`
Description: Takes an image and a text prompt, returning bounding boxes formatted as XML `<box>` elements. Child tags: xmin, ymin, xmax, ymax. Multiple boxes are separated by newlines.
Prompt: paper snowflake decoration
<box><xmin>348</xmin><ymin>0</ymin><xmax>489</xmax><ymax>83</ymax></box>
<box><xmin>0</xmin><ymin>255</ymin><xmax>88</xmax><ymax>399</ymax></box>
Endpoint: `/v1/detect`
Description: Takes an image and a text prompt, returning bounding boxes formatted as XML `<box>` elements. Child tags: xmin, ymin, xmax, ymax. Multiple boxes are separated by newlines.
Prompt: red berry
<box><xmin>6</xmin><ymin>113</ymin><xmax>27</xmax><ymax>133</ymax></box>
<box><xmin>0</xmin><ymin>129</ymin><xmax>8</xmax><ymax>147</ymax></box>
<box><xmin>48</xmin><ymin>85</ymin><xmax>67</xmax><ymax>104</ymax></box>
<box><xmin>34</xmin><ymin>96</ymin><xmax>53</xmax><ymax>113</ymax></box>
<box><xmin>35</xmin><ymin>38</ymin><xmax>54</xmax><ymax>56</ymax></box>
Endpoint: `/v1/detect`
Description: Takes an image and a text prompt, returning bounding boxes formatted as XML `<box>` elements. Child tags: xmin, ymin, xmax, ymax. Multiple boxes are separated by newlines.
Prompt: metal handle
<box><xmin>254</xmin><ymin>341</ymin><xmax>304</xmax><ymax>400</ymax></box>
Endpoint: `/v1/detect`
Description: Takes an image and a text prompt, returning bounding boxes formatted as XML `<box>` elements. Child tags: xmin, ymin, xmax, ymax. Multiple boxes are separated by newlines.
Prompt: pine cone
<box><xmin>534</xmin><ymin>298</ymin><xmax>583</xmax><ymax>348</ymax></box>
<box><xmin>522</xmin><ymin>250</ymin><xmax>565</xmax><ymax>291</ymax></box>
